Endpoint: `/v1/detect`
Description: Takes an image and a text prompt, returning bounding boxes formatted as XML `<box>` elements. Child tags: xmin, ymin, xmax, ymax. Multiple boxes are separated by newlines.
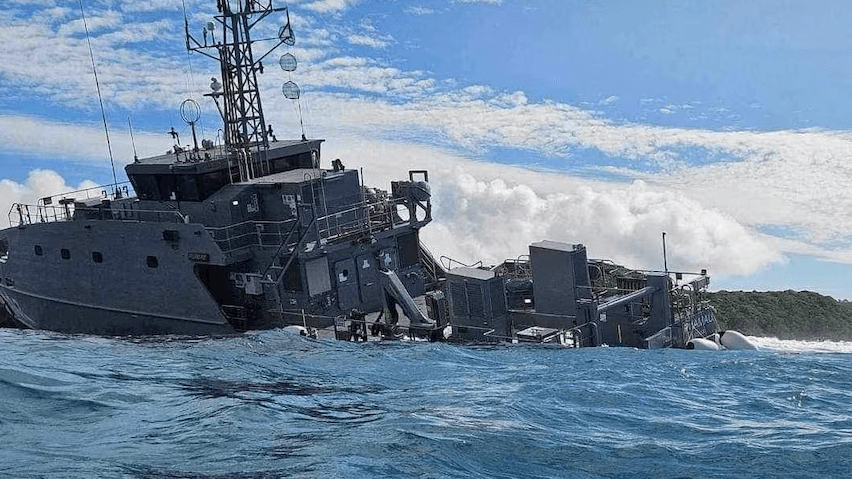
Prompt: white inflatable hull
<box><xmin>283</xmin><ymin>325</ymin><xmax>309</xmax><ymax>336</ymax></box>
<box><xmin>686</xmin><ymin>338</ymin><xmax>721</xmax><ymax>350</ymax></box>
<box><xmin>719</xmin><ymin>330</ymin><xmax>759</xmax><ymax>350</ymax></box>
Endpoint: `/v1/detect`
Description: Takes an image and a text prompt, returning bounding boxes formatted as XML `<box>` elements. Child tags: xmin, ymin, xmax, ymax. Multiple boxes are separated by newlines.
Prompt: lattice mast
<box><xmin>185</xmin><ymin>0</ymin><xmax>295</xmax><ymax>181</ymax></box>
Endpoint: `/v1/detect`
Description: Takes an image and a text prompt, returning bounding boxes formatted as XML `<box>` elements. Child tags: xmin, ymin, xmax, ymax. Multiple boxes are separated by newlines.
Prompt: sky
<box><xmin>2</xmin><ymin>0</ymin><xmax>852</xmax><ymax>299</ymax></box>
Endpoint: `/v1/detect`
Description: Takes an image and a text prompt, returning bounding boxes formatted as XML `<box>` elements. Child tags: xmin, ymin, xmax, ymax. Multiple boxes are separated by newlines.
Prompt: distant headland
<box><xmin>709</xmin><ymin>290</ymin><xmax>852</xmax><ymax>341</ymax></box>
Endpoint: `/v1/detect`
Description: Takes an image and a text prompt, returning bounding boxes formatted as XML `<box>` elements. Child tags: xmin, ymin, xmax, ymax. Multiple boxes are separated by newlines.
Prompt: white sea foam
<box><xmin>750</xmin><ymin>336</ymin><xmax>852</xmax><ymax>354</ymax></box>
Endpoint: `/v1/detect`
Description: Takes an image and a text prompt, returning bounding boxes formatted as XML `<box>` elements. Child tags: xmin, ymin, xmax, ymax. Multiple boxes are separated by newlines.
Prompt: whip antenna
<box><xmin>79</xmin><ymin>0</ymin><xmax>120</xmax><ymax>198</ymax></box>
<box><xmin>128</xmin><ymin>117</ymin><xmax>139</xmax><ymax>163</ymax></box>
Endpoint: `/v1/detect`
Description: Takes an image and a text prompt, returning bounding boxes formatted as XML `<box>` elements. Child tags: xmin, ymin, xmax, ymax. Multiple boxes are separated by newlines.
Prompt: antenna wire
<box><xmin>79</xmin><ymin>0</ymin><xmax>119</xmax><ymax>196</ymax></box>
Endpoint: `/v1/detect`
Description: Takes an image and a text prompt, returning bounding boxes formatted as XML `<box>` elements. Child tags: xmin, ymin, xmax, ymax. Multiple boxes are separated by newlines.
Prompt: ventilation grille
<box><xmin>466</xmin><ymin>282</ymin><xmax>485</xmax><ymax>317</ymax></box>
<box><xmin>450</xmin><ymin>282</ymin><xmax>468</xmax><ymax>316</ymax></box>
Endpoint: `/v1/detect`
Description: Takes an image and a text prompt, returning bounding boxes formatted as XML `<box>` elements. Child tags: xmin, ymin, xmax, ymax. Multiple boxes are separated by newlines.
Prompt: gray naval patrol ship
<box><xmin>0</xmin><ymin>0</ymin><xmax>434</xmax><ymax>336</ymax></box>
<box><xmin>0</xmin><ymin>0</ymin><xmax>732</xmax><ymax>349</ymax></box>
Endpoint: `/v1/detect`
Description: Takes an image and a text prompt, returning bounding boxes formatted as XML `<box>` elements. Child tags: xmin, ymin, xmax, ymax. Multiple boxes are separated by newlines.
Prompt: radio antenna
<box><xmin>79</xmin><ymin>0</ymin><xmax>120</xmax><ymax>198</ymax></box>
<box><xmin>128</xmin><ymin>117</ymin><xmax>139</xmax><ymax>163</ymax></box>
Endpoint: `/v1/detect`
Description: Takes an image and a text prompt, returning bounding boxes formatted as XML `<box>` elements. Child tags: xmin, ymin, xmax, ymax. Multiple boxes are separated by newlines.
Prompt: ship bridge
<box><xmin>126</xmin><ymin>138</ymin><xmax>324</xmax><ymax>202</ymax></box>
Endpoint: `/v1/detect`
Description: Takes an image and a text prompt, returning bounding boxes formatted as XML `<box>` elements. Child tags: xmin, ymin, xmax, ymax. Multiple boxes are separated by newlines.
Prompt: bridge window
<box><xmin>92</xmin><ymin>251</ymin><xmax>103</xmax><ymax>263</ymax></box>
<box><xmin>197</xmin><ymin>170</ymin><xmax>228</xmax><ymax>200</ymax></box>
<box><xmin>147</xmin><ymin>255</ymin><xmax>158</xmax><ymax>268</ymax></box>
<box><xmin>34</xmin><ymin>245</ymin><xmax>43</xmax><ymax>256</ymax></box>
<box><xmin>130</xmin><ymin>170</ymin><xmax>229</xmax><ymax>202</ymax></box>
<box><xmin>61</xmin><ymin>248</ymin><xmax>70</xmax><ymax>260</ymax></box>
<box><xmin>0</xmin><ymin>238</ymin><xmax>8</xmax><ymax>262</ymax></box>
<box><xmin>131</xmin><ymin>174</ymin><xmax>159</xmax><ymax>200</ymax></box>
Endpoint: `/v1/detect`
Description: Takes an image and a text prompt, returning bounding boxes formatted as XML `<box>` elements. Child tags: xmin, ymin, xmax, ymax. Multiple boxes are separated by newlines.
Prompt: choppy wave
<box><xmin>2</xmin><ymin>327</ymin><xmax>852</xmax><ymax>478</ymax></box>
<box><xmin>750</xmin><ymin>336</ymin><xmax>852</xmax><ymax>353</ymax></box>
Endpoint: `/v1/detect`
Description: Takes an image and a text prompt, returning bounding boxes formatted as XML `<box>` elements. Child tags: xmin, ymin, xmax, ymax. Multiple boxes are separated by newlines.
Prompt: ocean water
<box><xmin>1</xmin><ymin>329</ymin><xmax>851</xmax><ymax>479</ymax></box>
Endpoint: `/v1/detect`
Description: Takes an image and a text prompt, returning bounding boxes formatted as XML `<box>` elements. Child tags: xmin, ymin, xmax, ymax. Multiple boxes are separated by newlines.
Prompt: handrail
<box><xmin>261</xmin><ymin>218</ymin><xmax>303</xmax><ymax>281</ymax></box>
<box><xmin>8</xmin><ymin>202</ymin><xmax>185</xmax><ymax>227</ymax></box>
<box><xmin>9</xmin><ymin>180</ymin><xmax>422</xmax><ymax>256</ymax></box>
<box><xmin>37</xmin><ymin>181</ymin><xmax>135</xmax><ymax>207</ymax></box>
<box><xmin>440</xmin><ymin>256</ymin><xmax>484</xmax><ymax>271</ymax></box>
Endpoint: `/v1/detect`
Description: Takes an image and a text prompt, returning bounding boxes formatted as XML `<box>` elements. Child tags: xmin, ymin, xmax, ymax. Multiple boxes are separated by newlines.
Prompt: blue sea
<box><xmin>1</xmin><ymin>329</ymin><xmax>850</xmax><ymax>479</ymax></box>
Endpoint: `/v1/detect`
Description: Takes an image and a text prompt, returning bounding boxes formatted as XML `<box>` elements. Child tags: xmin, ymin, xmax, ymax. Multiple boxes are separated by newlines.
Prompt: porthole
<box><xmin>34</xmin><ymin>245</ymin><xmax>43</xmax><ymax>256</ymax></box>
<box><xmin>92</xmin><ymin>251</ymin><xmax>103</xmax><ymax>263</ymax></box>
<box><xmin>61</xmin><ymin>248</ymin><xmax>70</xmax><ymax>260</ymax></box>
<box><xmin>146</xmin><ymin>255</ymin><xmax>158</xmax><ymax>268</ymax></box>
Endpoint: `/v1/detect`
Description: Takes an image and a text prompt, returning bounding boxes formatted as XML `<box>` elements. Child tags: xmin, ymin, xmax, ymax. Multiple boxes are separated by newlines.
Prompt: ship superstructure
<box><xmin>429</xmin><ymin>241</ymin><xmax>719</xmax><ymax>348</ymax></box>
<box><xmin>0</xmin><ymin>0</ymin><xmax>434</xmax><ymax>335</ymax></box>
<box><xmin>0</xmin><ymin>0</ymin><xmax>724</xmax><ymax>348</ymax></box>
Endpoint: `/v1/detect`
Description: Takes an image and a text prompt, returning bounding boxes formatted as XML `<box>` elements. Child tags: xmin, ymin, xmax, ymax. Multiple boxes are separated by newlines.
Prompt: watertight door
<box><xmin>334</xmin><ymin>258</ymin><xmax>359</xmax><ymax>310</ymax></box>
<box><xmin>356</xmin><ymin>254</ymin><xmax>381</xmax><ymax>308</ymax></box>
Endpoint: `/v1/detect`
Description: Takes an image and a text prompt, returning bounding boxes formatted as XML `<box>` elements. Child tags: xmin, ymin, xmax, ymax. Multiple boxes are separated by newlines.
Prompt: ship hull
<box><xmin>0</xmin><ymin>285</ymin><xmax>234</xmax><ymax>336</ymax></box>
<box><xmin>0</xmin><ymin>219</ymin><xmax>236</xmax><ymax>336</ymax></box>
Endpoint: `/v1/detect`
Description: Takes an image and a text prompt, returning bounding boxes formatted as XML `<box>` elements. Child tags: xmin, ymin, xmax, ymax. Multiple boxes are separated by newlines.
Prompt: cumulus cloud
<box><xmin>3</xmin><ymin>0</ymin><xmax>852</xmax><ymax>289</ymax></box>
<box><xmin>269</xmin><ymin>86</ymin><xmax>852</xmax><ymax>253</ymax></box>
<box><xmin>347</xmin><ymin>33</ymin><xmax>393</xmax><ymax>49</ymax></box>
<box><xmin>303</xmin><ymin>0</ymin><xmax>363</xmax><ymax>13</ymax></box>
<box><xmin>421</xmin><ymin>170</ymin><xmax>780</xmax><ymax>277</ymax></box>
<box><xmin>0</xmin><ymin>114</ymin><xmax>804</xmax><ymax>284</ymax></box>
<box><xmin>0</xmin><ymin>170</ymin><xmax>99</xmax><ymax>227</ymax></box>
<box><xmin>405</xmin><ymin>6</ymin><xmax>436</xmax><ymax>16</ymax></box>
<box><xmin>0</xmin><ymin>114</ymin><xmax>174</xmax><ymax>166</ymax></box>
<box><xmin>318</xmin><ymin>136</ymin><xmax>782</xmax><ymax>278</ymax></box>
<box><xmin>0</xmin><ymin>7</ymin><xmax>190</xmax><ymax>110</ymax></box>
<box><xmin>600</xmin><ymin>95</ymin><xmax>619</xmax><ymax>106</ymax></box>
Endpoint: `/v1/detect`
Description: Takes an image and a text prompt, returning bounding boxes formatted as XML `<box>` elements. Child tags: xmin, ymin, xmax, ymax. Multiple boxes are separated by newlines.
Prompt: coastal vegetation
<box><xmin>708</xmin><ymin>290</ymin><xmax>852</xmax><ymax>341</ymax></box>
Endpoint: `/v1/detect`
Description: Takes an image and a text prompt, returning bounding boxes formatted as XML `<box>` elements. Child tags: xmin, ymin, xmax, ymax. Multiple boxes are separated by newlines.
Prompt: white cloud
<box><xmin>260</xmin><ymin>84</ymin><xmax>852</xmax><ymax>265</ymax></box>
<box><xmin>405</xmin><ymin>6</ymin><xmax>436</xmax><ymax>16</ymax></box>
<box><xmin>600</xmin><ymin>95</ymin><xmax>619</xmax><ymax>106</ymax></box>
<box><xmin>4</xmin><ymin>0</ymin><xmax>852</xmax><ymax>290</ymax></box>
<box><xmin>0</xmin><ymin>9</ymin><xmax>190</xmax><ymax>110</ymax></box>
<box><xmin>0</xmin><ymin>103</ymin><xmax>829</xmax><ymax>284</ymax></box>
<box><xmin>347</xmin><ymin>33</ymin><xmax>393</xmax><ymax>49</ymax></box>
<box><xmin>318</xmin><ymin>136</ymin><xmax>781</xmax><ymax>277</ymax></box>
<box><xmin>303</xmin><ymin>0</ymin><xmax>363</xmax><ymax>13</ymax></box>
<box><xmin>57</xmin><ymin>10</ymin><xmax>123</xmax><ymax>37</ymax></box>
<box><xmin>0</xmin><ymin>170</ymin><xmax>99</xmax><ymax>226</ymax></box>
<box><xmin>0</xmin><ymin>114</ymin><xmax>174</xmax><ymax>166</ymax></box>
<box><xmin>1</xmin><ymin>113</ymin><xmax>776</xmax><ymax>280</ymax></box>
<box><xmin>119</xmin><ymin>0</ymin><xmax>187</xmax><ymax>13</ymax></box>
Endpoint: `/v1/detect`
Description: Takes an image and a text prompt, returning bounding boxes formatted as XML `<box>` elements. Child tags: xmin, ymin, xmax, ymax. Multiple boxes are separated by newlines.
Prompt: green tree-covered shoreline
<box><xmin>708</xmin><ymin>290</ymin><xmax>852</xmax><ymax>341</ymax></box>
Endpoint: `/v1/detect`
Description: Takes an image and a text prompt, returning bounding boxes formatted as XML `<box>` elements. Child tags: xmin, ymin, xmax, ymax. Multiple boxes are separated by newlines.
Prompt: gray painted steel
<box><xmin>0</xmin><ymin>0</ymin><xmax>719</xmax><ymax>347</ymax></box>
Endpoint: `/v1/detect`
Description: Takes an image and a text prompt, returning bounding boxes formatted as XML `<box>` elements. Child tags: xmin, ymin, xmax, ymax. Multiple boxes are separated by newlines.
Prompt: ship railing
<box><xmin>493</xmin><ymin>255</ymin><xmax>531</xmax><ymax>279</ymax></box>
<box><xmin>313</xmin><ymin>195</ymin><xmax>368</xmax><ymax>241</ymax></box>
<box><xmin>204</xmin><ymin>193</ymin><xmax>424</xmax><ymax>256</ymax></box>
<box><xmin>313</xmin><ymin>195</ymin><xmax>419</xmax><ymax>242</ymax></box>
<box><xmin>37</xmin><ymin>181</ymin><xmax>135</xmax><ymax>208</ymax></box>
<box><xmin>9</xmin><ymin>203</ymin><xmax>67</xmax><ymax>226</ymax></box>
<box><xmin>669</xmin><ymin>306</ymin><xmax>718</xmax><ymax>348</ymax></box>
<box><xmin>439</xmin><ymin>256</ymin><xmax>484</xmax><ymax>271</ymax></box>
<box><xmin>205</xmin><ymin>218</ymin><xmax>302</xmax><ymax>255</ymax></box>
<box><xmin>81</xmin><ymin>206</ymin><xmax>186</xmax><ymax>223</ymax></box>
<box><xmin>7</xmin><ymin>202</ymin><xmax>184</xmax><ymax>227</ymax></box>
<box><xmin>418</xmin><ymin>242</ymin><xmax>445</xmax><ymax>288</ymax></box>
<box><xmin>7</xmin><ymin>181</ymin><xmax>139</xmax><ymax>227</ymax></box>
